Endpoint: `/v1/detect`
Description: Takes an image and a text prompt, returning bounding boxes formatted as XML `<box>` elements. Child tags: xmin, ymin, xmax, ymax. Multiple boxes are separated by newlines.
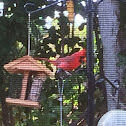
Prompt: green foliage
<box><xmin>120</xmin><ymin>1</ymin><xmax>126</xmax><ymax>29</ymax></box>
<box><xmin>117</xmin><ymin>52</ymin><xmax>126</xmax><ymax>85</ymax></box>
<box><xmin>0</xmin><ymin>0</ymin><xmax>107</xmax><ymax>126</ymax></box>
<box><xmin>117</xmin><ymin>53</ymin><xmax>126</xmax><ymax>66</ymax></box>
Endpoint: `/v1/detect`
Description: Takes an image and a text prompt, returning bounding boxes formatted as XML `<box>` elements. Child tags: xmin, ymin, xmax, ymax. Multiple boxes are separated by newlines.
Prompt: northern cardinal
<box><xmin>35</xmin><ymin>48</ymin><xmax>86</xmax><ymax>71</ymax></box>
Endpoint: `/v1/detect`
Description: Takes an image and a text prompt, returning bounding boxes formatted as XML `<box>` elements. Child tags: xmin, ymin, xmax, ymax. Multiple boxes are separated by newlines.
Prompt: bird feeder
<box><xmin>66</xmin><ymin>0</ymin><xmax>75</xmax><ymax>22</ymax></box>
<box><xmin>4</xmin><ymin>55</ymin><xmax>52</xmax><ymax>108</ymax></box>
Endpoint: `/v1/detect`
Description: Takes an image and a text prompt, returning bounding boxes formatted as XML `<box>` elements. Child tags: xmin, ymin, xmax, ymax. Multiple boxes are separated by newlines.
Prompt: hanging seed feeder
<box><xmin>4</xmin><ymin>55</ymin><xmax>52</xmax><ymax>108</ymax></box>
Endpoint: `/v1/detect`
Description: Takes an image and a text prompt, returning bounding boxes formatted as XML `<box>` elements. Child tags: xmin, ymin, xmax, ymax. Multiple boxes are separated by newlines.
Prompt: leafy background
<box><xmin>0</xmin><ymin>0</ymin><xmax>117</xmax><ymax>125</ymax></box>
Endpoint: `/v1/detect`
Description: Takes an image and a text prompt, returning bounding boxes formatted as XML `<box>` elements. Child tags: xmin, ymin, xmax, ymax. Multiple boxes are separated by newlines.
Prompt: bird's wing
<box><xmin>56</xmin><ymin>55</ymin><xmax>81</xmax><ymax>71</ymax></box>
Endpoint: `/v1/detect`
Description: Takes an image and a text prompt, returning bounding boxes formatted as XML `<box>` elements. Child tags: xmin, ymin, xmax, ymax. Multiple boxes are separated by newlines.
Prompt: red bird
<box><xmin>35</xmin><ymin>48</ymin><xmax>86</xmax><ymax>71</ymax></box>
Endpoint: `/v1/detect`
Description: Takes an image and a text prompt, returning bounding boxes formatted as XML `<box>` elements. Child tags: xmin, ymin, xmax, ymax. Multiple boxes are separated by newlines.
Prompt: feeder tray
<box><xmin>4</xmin><ymin>55</ymin><xmax>52</xmax><ymax>108</ymax></box>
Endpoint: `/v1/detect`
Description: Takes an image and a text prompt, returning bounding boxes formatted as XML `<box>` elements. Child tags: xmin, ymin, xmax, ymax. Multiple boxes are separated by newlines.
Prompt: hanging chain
<box><xmin>28</xmin><ymin>13</ymin><xmax>31</xmax><ymax>56</ymax></box>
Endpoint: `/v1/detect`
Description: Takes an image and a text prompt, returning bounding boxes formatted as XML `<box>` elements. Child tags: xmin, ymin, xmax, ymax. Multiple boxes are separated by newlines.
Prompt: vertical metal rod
<box><xmin>57</xmin><ymin>78</ymin><xmax>64</xmax><ymax>126</ymax></box>
<box><xmin>60</xmin><ymin>97</ymin><xmax>63</xmax><ymax>126</ymax></box>
<box><xmin>28</xmin><ymin>13</ymin><xmax>31</xmax><ymax>56</ymax></box>
<box><xmin>86</xmin><ymin>0</ymin><xmax>95</xmax><ymax>125</ymax></box>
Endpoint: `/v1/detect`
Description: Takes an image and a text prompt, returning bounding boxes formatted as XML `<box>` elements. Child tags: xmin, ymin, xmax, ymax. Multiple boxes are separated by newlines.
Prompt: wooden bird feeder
<box><xmin>4</xmin><ymin>55</ymin><xmax>52</xmax><ymax>108</ymax></box>
<box><xmin>66</xmin><ymin>0</ymin><xmax>75</xmax><ymax>22</ymax></box>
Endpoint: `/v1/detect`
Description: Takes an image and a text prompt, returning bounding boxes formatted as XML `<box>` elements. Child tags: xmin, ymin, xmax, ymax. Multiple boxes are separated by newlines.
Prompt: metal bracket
<box><xmin>24</xmin><ymin>0</ymin><xmax>65</xmax><ymax>14</ymax></box>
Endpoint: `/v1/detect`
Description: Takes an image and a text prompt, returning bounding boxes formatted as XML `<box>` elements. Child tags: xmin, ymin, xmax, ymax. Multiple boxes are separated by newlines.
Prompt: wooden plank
<box><xmin>4</xmin><ymin>55</ymin><xmax>53</xmax><ymax>76</ymax></box>
<box><xmin>6</xmin><ymin>98</ymin><xmax>41</xmax><ymax>108</ymax></box>
<box><xmin>20</xmin><ymin>71</ymin><xmax>29</xmax><ymax>100</ymax></box>
<box><xmin>66</xmin><ymin>0</ymin><xmax>74</xmax><ymax>22</ymax></box>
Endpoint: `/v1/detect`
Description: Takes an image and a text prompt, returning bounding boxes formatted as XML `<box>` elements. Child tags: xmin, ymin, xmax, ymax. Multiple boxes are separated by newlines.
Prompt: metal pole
<box><xmin>58</xmin><ymin>79</ymin><xmax>63</xmax><ymax>126</ymax></box>
<box><xmin>57</xmin><ymin>77</ymin><xmax>64</xmax><ymax>126</ymax></box>
<box><xmin>60</xmin><ymin>96</ymin><xmax>63</xmax><ymax>126</ymax></box>
<box><xmin>86</xmin><ymin>0</ymin><xmax>95</xmax><ymax>125</ymax></box>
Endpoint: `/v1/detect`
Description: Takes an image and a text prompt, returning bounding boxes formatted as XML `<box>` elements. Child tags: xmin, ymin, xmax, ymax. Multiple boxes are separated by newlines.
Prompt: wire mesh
<box><xmin>8</xmin><ymin>72</ymin><xmax>43</xmax><ymax>102</ymax></box>
<box><xmin>8</xmin><ymin>74</ymin><xmax>23</xmax><ymax>99</ymax></box>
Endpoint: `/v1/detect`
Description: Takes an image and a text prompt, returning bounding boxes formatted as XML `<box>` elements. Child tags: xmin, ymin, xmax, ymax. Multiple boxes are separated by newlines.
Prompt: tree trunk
<box><xmin>1</xmin><ymin>98</ymin><xmax>14</xmax><ymax>126</ymax></box>
<box><xmin>0</xmin><ymin>70</ymin><xmax>14</xmax><ymax>126</ymax></box>
<box><xmin>97</xmin><ymin>0</ymin><xmax>120</xmax><ymax>111</ymax></box>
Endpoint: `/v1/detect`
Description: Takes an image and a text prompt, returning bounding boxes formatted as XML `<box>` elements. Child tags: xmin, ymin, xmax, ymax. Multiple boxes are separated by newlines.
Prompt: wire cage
<box><xmin>8</xmin><ymin>72</ymin><xmax>43</xmax><ymax>102</ymax></box>
<box><xmin>8</xmin><ymin>73</ymin><xmax>23</xmax><ymax>99</ymax></box>
<box><xmin>4</xmin><ymin>55</ymin><xmax>52</xmax><ymax>108</ymax></box>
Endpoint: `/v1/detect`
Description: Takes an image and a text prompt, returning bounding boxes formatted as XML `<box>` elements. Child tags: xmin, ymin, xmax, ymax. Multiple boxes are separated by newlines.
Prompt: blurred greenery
<box><xmin>0</xmin><ymin>0</ymin><xmax>108</xmax><ymax>126</ymax></box>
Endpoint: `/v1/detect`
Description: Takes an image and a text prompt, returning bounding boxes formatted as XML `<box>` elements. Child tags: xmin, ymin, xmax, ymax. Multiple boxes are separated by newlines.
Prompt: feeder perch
<box><xmin>4</xmin><ymin>55</ymin><xmax>52</xmax><ymax>108</ymax></box>
<box><xmin>66</xmin><ymin>0</ymin><xmax>74</xmax><ymax>22</ymax></box>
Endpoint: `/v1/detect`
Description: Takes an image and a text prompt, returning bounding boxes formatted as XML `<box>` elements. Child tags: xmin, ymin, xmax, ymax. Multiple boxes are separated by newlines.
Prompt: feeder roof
<box><xmin>4</xmin><ymin>55</ymin><xmax>52</xmax><ymax>76</ymax></box>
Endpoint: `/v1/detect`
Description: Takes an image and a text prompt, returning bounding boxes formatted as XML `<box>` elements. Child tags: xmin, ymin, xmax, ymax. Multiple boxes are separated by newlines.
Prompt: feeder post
<box><xmin>20</xmin><ymin>71</ymin><xmax>29</xmax><ymax>100</ymax></box>
<box><xmin>86</xmin><ymin>0</ymin><xmax>95</xmax><ymax>125</ymax></box>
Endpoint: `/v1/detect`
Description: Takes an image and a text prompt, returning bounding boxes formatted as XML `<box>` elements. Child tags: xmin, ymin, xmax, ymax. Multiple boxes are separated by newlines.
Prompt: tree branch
<box><xmin>69</xmin><ymin>110</ymin><xmax>87</xmax><ymax>126</ymax></box>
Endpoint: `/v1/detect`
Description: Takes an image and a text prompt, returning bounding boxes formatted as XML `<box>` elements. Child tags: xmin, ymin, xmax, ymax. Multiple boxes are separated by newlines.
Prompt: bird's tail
<box><xmin>34</xmin><ymin>57</ymin><xmax>56</xmax><ymax>65</ymax></box>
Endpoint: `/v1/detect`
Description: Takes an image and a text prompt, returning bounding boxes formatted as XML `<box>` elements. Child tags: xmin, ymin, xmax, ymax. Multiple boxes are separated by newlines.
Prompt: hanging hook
<box><xmin>24</xmin><ymin>3</ymin><xmax>35</xmax><ymax>13</ymax></box>
<box><xmin>24</xmin><ymin>0</ymin><xmax>65</xmax><ymax>14</ymax></box>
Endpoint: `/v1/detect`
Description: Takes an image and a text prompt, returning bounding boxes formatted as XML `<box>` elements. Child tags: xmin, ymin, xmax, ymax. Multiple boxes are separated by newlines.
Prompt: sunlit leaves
<box><xmin>0</xmin><ymin>0</ymin><xmax>88</xmax><ymax>125</ymax></box>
